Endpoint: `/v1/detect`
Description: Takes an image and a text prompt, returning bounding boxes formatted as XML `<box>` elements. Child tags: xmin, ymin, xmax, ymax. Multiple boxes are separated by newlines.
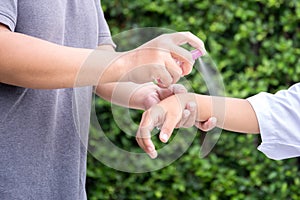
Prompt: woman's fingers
<box><xmin>175</xmin><ymin>102</ymin><xmax>197</xmax><ymax>128</ymax></box>
<box><xmin>128</xmin><ymin>31</ymin><xmax>206</xmax><ymax>85</ymax></box>
<box><xmin>168</xmin><ymin>32</ymin><xmax>206</xmax><ymax>54</ymax></box>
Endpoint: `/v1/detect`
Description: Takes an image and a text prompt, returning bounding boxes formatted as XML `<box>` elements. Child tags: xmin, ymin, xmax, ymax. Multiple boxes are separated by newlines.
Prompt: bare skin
<box><xmin>0</xmin><ymin>24</ymin><xmax>205</xmax><ymax>89</ymax></box>
<box><xmin>0</xmin><ymin>24</ymin><xmax>214</xmax><ymax>155</ymax></box>
<box><xmin>136</xmin><ymin>93</ymin><xmax>259</xmax><ymax>158</ymax></box>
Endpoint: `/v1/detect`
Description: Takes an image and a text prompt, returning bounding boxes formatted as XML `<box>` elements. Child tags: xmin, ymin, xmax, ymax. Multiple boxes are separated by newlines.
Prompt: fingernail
<box><xmin>211</xmin><ymin>117</ymin><xmax>217</xmax><ymax>124</ymax></box>
<box><xmin>183</xmin><ymin>110</ymin><xmax>190</xmax><ymax>117</ymax></box>
<box><xmin>189</xmin><ymin>102</ymin><xmax>196</xmax><ymax>111</ymax></box>
<box><xmin>149</xmin><ymin>151</ymin><xmax>158</xmax><ymax>159</ymax></box>
<box><xmin>160</xmin><ymin>133</ymin><xmax>168</xmax><ymax>143</ymax></box>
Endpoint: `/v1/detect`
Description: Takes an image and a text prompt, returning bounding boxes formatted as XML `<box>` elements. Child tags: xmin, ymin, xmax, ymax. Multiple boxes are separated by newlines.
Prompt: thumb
<box><xmin>158</xmin><ymin>84</ymin><xmax>187</xmax><ymax>100</ymax></box>
<box><xmin>143</xmin><ymin>94</ymin><xmax>160</xmax><ymax>110</ymax></box>
<box><xmin>195</xmin><ymin>117</ymin><xmax>217</xmax><ymax>131</ymax></box>
<box><xmin>169</xmin><ymin>84</ymin><xmax>188</xmax><ymax>94</ymax></box>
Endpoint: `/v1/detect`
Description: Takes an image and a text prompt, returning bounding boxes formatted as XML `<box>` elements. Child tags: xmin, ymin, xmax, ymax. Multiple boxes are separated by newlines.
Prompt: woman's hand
<box><xmin>99</xmin><ymin>32</ymin><xmax>206</xmax><ymax>87</ymax></box>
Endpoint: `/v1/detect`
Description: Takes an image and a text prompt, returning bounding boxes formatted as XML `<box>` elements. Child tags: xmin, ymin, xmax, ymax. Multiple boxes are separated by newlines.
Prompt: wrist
<box><xmin>195</xmin><ymin>94</ymin><xmax>213</xmax><ymax>122</ymax></box>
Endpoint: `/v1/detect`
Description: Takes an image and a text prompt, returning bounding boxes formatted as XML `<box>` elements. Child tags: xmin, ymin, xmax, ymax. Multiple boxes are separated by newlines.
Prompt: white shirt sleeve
<box><xmin>247</xmin><ymin>83</ymin><xmax>300</xmax><ymax>160</ymax></box>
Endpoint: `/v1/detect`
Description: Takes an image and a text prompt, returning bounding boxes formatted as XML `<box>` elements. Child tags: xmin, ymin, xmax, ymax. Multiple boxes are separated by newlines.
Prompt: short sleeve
<box><xmin>247</xmin><ymin>83</ymin><xmax>300</xmax><ymax>160</ymax></box>
<box><xmin>95</xmin><ymin>1</ymin><xmax>116</xmax><ymax>47</ymax></box>
<box><xmin>0</xmin><ymin>0</ymin><xmax>18</xmax><ymax>31</ymax></box>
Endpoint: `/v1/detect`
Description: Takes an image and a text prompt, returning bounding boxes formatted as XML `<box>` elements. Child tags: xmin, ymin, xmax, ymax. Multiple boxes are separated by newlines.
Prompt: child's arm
<box><xmin>136</xmin><ymin>93</ymin><xmax>259</xmax><ymax>158</ymax></box>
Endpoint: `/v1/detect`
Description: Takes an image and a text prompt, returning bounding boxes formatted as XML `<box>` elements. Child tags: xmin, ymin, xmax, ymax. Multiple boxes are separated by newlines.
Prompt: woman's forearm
<box><xmin>0</xmin><ymin>26</ymin><xmax>123</xmax><ymax>89</ymax></box>
<box><xmin>96</xmin><ymin>82</ymin><xmax>149</xmax><ymax>110</ymax></box>
<box><xmin>0</xmin><ymin>29</ymin><xmax>94</xmax><ymax>89</ymax></box>
<box><xmin>0</xmin><ymin>26</ymin><xmax>207</xmax><ymax>89</ymax></box>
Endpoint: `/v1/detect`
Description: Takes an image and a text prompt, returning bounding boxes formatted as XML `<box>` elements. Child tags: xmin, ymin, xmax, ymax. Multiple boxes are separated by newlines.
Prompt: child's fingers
<box><xmin>136</xmin><ymin>106</ymin><xmax>165</xmax><ymax>159</ymax></box>
<box><xmin>175</xmin><ymin>101</ymin><xmax>197</xmax><ymax>128</ymax></box>
<box><xmin>159</xmin><ymin>113</ymin><xmax>179</xmax><ymax>143</ymax></box>
<box><xmin>136</xmin><ymin>114</ymin><xmax>155</xmax><ymax>157</ymax></box>
<box><xmin>195</xmin><ymin>117</ymin><xmax>217</xmax><ymax>131</ymax></box>
<box><xmin>136</xmin><ymin>123</ymin><xmax>157</xmax><ymax>159</ymax></box>
<box><xmin>136</xmin><ymin>133</ymin><xmax>157</xmax><ymax>159</ymax></box>
<box><xmin>175</xmin><ymin>109</ymin><xmax>191</xmax><ymax>128</ymax></box>
<box><xmin>181</xmin><ymin>102</ymin><xmax>197</xmax><ymax>128</ymax></box>
<box><xmin>136</xmin><ymin>125</ymin><xmax>157</xmax><ymax>159</ymax></box>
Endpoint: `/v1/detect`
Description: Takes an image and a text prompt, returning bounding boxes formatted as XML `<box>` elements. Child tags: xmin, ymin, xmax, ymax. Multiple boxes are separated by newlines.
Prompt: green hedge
<box><xmin>86</xmin><ymin>0</ymin><xmax>300</xmax><ymax>199</ymax></box>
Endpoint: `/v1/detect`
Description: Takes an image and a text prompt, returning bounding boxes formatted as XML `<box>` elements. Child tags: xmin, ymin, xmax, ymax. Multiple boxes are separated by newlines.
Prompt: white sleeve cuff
<box><xmin>247</xmin><ymin>87</ymin><xmax>300</xmax><ymax>160</ymax></box>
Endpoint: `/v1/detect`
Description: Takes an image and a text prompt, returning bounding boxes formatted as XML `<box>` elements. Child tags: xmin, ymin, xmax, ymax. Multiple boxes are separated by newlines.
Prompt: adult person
<box><xmin>0</xmin><ymin>1</ymin><xmax>207</xmax><ymax>199</ymax></box>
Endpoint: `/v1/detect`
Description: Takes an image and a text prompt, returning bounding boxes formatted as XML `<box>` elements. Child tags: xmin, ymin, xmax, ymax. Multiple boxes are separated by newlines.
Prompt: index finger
<box><xmin>168</xmin><ymin>32</ymin><xmax>206</xmax><ymax>55</ymax></box>
<box><xmin>167</xmin><ymin>32</ymin><xmax>206</xmax><ymax>75</ymax></box>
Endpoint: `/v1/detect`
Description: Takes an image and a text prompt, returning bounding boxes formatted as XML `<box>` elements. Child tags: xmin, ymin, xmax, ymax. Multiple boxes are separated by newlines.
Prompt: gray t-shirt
<box><xmin>0</xmin><ymin>1</ymin><xmax>113</xmax><ymax>199</ymax></box>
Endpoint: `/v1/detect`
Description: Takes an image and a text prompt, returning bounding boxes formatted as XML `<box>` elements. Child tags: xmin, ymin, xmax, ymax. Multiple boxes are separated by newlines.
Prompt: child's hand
<box><xmin>136</xmin><ymin>93</ymin><xmax>195</xmax><ymax>159</ymax></box>
<box><xmin>136</xmin><ymin>93</ymin><xmax>217</xmax><ymax>158</ymax></box>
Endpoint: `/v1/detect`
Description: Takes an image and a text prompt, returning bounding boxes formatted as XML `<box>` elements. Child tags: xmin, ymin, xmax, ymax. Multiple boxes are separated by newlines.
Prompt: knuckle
<box><xmin>181</xmin><ymin>31</ymin><xmax>192</xmax><ymax>37</ymax></box>
<box><xmin>184</xmin><ymin>31</ymin><xmax>192</xmax><ymax>35</ymax></box>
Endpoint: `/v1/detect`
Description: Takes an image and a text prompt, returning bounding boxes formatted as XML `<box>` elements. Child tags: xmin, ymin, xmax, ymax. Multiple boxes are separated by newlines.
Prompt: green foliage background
<box><xmin>87</xmin><ymin>0</ymin><xmax>300</xmax><ymax>199</ymax></box>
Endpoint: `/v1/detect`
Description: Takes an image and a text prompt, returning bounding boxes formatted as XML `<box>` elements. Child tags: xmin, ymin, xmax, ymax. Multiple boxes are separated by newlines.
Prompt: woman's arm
<box><xmin>0</xmin><ymin>24</ymin><xmax>205</xmax><ymax>89</ymax></box>
<box><xmin>0</xmin><ymin>24</ymin><xmax>93</xmax><ymax>89</ymax></box>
